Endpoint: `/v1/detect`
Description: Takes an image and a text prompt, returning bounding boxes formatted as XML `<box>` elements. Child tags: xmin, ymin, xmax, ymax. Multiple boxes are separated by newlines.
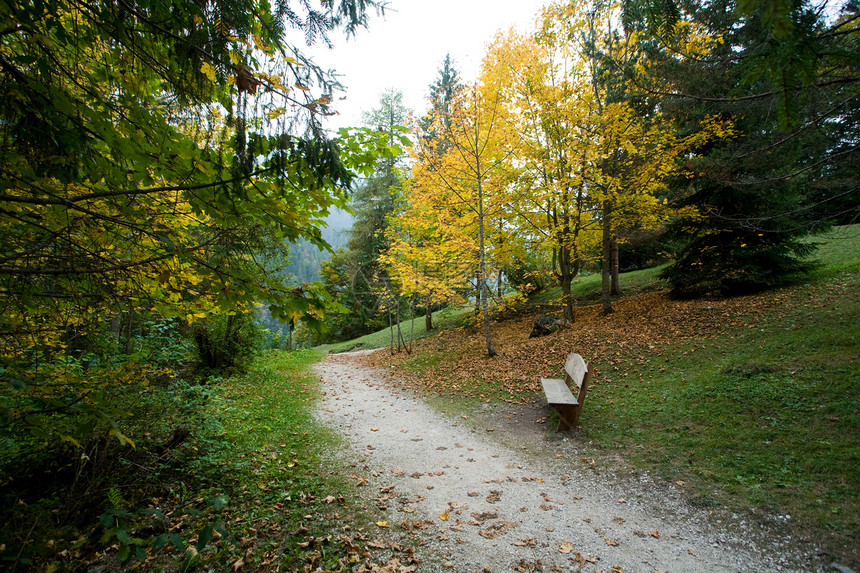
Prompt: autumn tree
<box><xmin>482</xmin><ymin>30</ymin><xmax>600</xmax><ymax>322</ymax></box>
<box><xmin>399</xmin><ymin>81</ymin><xmax>515</xmax><ymax>357</ymax></box>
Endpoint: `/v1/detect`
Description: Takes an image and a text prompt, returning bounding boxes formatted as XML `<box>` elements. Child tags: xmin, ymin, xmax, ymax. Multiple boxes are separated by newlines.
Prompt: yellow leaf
<box><xmin>109</xmin><ymin>428</ymin><xmax>136</xmax><ymax>449</ymax></box>
<box><xmin>200</xmin><ymin>62</ymin><xmax>216</xmax><ymax>81</ymax></box>
<box><xmin>439</xmin><ymin>512</ymin><xmax>448</xmax><ymax>521</ymax></box>
<box><xmin>252</xmin><ymin>34</ymin><xmax>268</xmax><ymax>51</ymax></box>
<box><xmin>375</xmin><ymin>521</ymin><xmax>389</xmax><ymax>528</ymax></box>
<box><xmin>61</xmin><ymin>435</ymin><xmax>82</xmax><ymax>448</ymax></box>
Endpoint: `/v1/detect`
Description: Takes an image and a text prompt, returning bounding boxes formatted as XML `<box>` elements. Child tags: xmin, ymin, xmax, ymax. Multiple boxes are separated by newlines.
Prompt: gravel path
<box><xmin>314</xmin><ymin>352</ymin><xmax>805</xmax><ymax>573</ymax></box>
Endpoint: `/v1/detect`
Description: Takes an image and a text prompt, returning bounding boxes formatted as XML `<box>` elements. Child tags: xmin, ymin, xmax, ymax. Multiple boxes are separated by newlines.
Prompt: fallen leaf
<box><xmin>605</xmin><ymin>539</ymin><xmax>620</xmax><ymax>546</ymax></box>
<box><xmin>558</xmin><ymin>542</ymin><xmax>573</xmax><ymax>554</ymax></box>
<box><xmin>371</xmin><ymin>428</ymin><xmax>379</xmax><ymax>432</ymax></box>
<box><xmin>376</xmin><ymin>521</ymin><xmax>389</xmax><ymax>528</ymax></box>
<box><xmin>439</xmin><ymin>512</ymin><xmax>449</xmax><ymax>521</ymax></box>
<box><xmin>688</xmin><ymin>549</ymin><xmax>698</xmax><ymax>556</ymax></box>
<box><xmin>232</xmin><ymin>558</ymin><xmax>244</xmax><ymax>571</ymax></box>
<box><xmin>649</xmin><ymin>530</ymin><xmax>660</xmax><ymax>538</ymax></box>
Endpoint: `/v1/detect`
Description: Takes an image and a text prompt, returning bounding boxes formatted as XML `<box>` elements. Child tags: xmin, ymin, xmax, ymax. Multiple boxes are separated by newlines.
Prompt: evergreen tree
<box><xmin>636</xmin><ymin>0</ymin><xmax>860</xmax><ymax>297</ymax></box>
<box><xmin>321</xmin><ymin>89</ymin><xmax>410</xmax><ymax>340</ymax></box>
<box><xmin>420</xmin><ymin>54</ymin><xmax>464</xmax><ymax>154</ymax></box>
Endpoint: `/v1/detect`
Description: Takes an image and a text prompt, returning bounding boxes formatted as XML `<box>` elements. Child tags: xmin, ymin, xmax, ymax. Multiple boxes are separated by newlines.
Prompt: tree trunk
<box><xmin>395</xmin><ymin>295</ymin><xmax>402</xmax><ymax>352</ymax></box>
<box><xmin>602</xmin><ymin>200</ymin><xmax>614</xmax><ymax>314</ymax></box>
<box><xmin>558</xmin><ymin>243</ymin><xmax>575</xmax><ymax>322</ymax></box>
<box><xmin>474</xmin><ymin>270</ymin><xmax>481</xmax><ymax>316</ymax></box>
<box><xmin>477</xmin><ymin>166</ymin><xmax>497</xmax><ymax>357</ymax></box>
<box><xmin>611</xmin><ymin>238</ymin><xmax>620</xmax><ymax>295</ymax></box>
<box><xmin>425</xmin><ymin>295</ymin><xmax>433</xmax><ymax>331</ymax></box>
<box><xmin>408</xmin><ymin>297</ymin><xmax>414</xmax><ymax>354</ymax></box>
<box><xmin>389</xmin><ymin>305</ymin><xmax>394</xmax><ymax>355</ymax></box>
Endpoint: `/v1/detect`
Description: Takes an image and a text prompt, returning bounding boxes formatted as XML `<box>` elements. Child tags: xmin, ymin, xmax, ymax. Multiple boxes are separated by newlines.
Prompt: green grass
<box><xmin>171</xmin><ymin>349</ymin><xmax>376</xmax><ymax>569</ymax></box>
<box><xmin>0</xmin><ymin>350</ymin><xmax>406</xmax><ymax>571</ymax></box>
<box><xmin>316</xmin><ymin>304</ymin><xmax>474</xmax><ymax>354</ymax></box>
<box><xmin>560</xmin><ymin>227</ymin><xmax>860</xmax><ymax>561</ymax></box>
<box><xmin>579</xmin><ymin>280</ymin><xmax>858</xmax><ymax>524</ymax></box>
<box><xmin>321</xmin><ymin>224</ymin><xmax>860</xmax><ymax>564</ymax></box>
<box><xmin>809</xmin><ymin>224</ymin><xmax>860</xmax><ymax>275</ymax></box>
<box><xmin>530</xmin><ymin>263</ymin><xmax>670</xmax><ymax>309</ymax></box>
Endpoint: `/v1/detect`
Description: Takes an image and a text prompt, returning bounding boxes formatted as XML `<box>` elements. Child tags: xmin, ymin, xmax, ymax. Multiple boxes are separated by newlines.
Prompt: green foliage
<box><xmin>320</xmin><ymin>92</ymin><xmax>412</xmax><ymax>342</ymax></box>
<box><xmin>135</xmin><ymin>318</ymin><xmax>195</xmax><ymax>372</ymax></box>
<box><xmin>194</xmin><ymin>312</ymin><xmax>267</xmax><ymax>372</ymax></box>
<box><xmin>0</xmin><ymin>349</ymin><xmax>382</xmax><ymax>571</ymax></box>
<box><xmin>646</xmin><ymin>0</ymin><xmax>859</xmax><ymax>297</ymax></box>
<box><xmin>0</xmin><ymin>0</ymin><xmax>393</xmax><ymax>448</ymax></box>
<box><xmin>506</xmin><ymin>254</ymin><xmax>554</xmax><ymax>295</ymax></box>
<box><xmin>661</xmin><ymin>180</ymin><xmax>825</xmax><ymax>298</ymax></box>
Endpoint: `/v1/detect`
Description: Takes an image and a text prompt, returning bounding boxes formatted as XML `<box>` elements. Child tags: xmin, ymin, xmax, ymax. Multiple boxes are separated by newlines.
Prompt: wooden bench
<box><xmin>541</xmin><ymin>353</ymin><xmax>591</xmax><ymax>432</ymax></box>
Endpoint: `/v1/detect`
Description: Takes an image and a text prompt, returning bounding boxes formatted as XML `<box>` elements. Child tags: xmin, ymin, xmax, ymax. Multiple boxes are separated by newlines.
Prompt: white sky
<box><xmin>308</xmin><ymin>0</ymin><xmax>552</xmax><ymax>131</ymax></box>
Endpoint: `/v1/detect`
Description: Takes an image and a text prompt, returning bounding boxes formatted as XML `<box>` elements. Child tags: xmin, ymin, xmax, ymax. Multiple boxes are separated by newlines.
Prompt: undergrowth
<box><xmin>0</xmin><ymin>350</ymin><xmax>412</xmax><ymax>571</ymax></box>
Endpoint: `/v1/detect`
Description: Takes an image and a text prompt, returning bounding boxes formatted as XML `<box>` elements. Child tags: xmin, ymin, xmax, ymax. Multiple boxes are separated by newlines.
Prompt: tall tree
<box><xmin>627</xmin><ymin>0</ymin><xmax>860</xmax><ymax>296</ymax></box>
<box><xmin>408</xmin><ymin>56</ymin><xmax>466</xmax><ymax>332</ymax></box>
<box><xmin>320</xmin><ymin>89</ymin><xmax>411</xmax><ymax>340</ymax></box>
<box><xmin>483</xmin><ymin>30</ymin><xmax>600</xmax><ymax>322</ymax></box>
<box><xmin>408</xmin><ymin>83</ymin><xmax>514</xmax><ymax>357</ymax></box>
<box><xmin>532</xmin><ymin>1</ymin><xmax>726</xmax><ymax>314</ymax></box>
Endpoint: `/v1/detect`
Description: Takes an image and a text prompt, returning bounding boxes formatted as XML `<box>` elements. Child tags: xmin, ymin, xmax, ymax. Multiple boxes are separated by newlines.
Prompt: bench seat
<box><xmin>541</xmin><ymin>377</ymin><xmax>578</xmax><ymax>406</ymax></box>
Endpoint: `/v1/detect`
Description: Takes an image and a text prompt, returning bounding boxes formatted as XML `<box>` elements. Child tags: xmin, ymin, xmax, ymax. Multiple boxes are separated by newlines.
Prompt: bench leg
<box><xmin>554</xmin><ymin>405</ymin><xmax>579</xmax><ymax>432</ymax></box>
<box><xmin>569</xmin><ymin>405</ymin><xmax>582</xmax><ymax>429</ymax></box>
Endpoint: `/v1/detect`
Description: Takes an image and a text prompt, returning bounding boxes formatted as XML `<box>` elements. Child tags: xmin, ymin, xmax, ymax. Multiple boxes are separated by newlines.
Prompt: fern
<box><xmin>107</xmin><ymin>486</ymin><xmax>125</xmax><ymax>510</ymax></box>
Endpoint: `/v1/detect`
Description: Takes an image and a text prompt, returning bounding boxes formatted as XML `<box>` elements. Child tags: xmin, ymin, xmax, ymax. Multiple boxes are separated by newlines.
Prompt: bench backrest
<box><xmin>563</xmin><ymin>353</ymin><xmax>590</xmax><ymax>402</ymax></box>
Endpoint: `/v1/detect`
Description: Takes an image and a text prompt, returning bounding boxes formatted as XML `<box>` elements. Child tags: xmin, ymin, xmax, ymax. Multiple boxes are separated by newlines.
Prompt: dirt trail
<box><xmin>314</xmin><ymin>352</ymin><xmax>798</xmax><ymax>573</ymax></box>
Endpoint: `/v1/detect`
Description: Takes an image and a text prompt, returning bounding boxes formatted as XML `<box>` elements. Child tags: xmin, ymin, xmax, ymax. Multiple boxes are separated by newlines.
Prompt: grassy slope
<box><xmin>350</xmin><ymin>224</ymin><xmax>860</xmax><ymax>567</ymax></box>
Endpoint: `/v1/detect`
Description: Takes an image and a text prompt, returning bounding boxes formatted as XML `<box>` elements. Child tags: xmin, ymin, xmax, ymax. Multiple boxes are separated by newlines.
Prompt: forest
<box><xmin>0</xmin><ymin>0</ymin><xmax>857</xmax><ymax>571</ymax></box>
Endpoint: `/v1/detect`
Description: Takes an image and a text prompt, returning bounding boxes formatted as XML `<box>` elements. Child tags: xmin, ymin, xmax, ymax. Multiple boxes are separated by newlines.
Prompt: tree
<box><xmin>320</xmin><ymin>89</ymin><xmax>411</xmax><ymax>341</ymax></box>
<box><xmin>483</xmin><ymin>30</ymin><xmax>600</xmax><ymax>322</ymax></box>
<box><xmin>625</xmin><ymin>0</ymin><xmax>860</xmax><ymax>296</ymax></box>
<box><xmin>0</xmin><ymin>0</ymin><xmax>392</xmax><ymax>443</ymax></box>
<box><xmin>405</xmin><ymin>83</ymin><xmax>514</xmax><ymax>357</ymax></box>
<box><xmin>492</xmin><ymin>3</ymin><xmax>723</xmax><ymax>318</ymax></box>
<box><xmin>412</xmin><ymin>55</ymin><xmax>466</xmax><ymax>331</ymax></box>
